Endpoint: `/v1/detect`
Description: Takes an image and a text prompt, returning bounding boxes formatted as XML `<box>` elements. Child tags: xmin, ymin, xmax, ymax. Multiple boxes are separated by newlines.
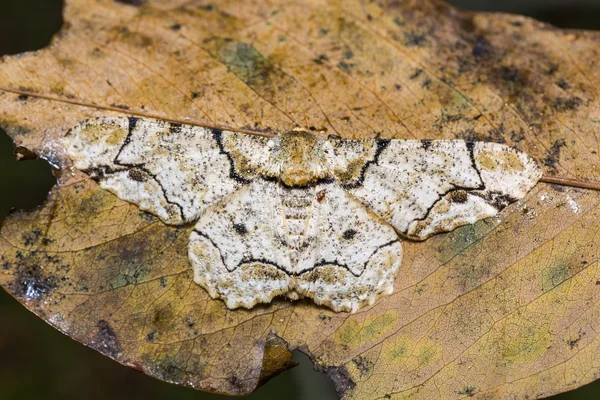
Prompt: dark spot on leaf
<box><xmin>170</xmin><ymin>23</ymin><xmax>182</xmax><ymax>31</ymax></box>
<box><xmin>556</xmin><ymin>79</ymin><xmax>571</xmax><ymax>90</ymax></box>
<box><xmin>552</xmin><ymin>96</ymin><xmax>583</xmax><ymax>112</ymax></box>
<box><xmin>228</xmin><ymin>374</ymin><xmax>246</xmax><ymax>391</ymax></box>
<box><xmin>394</xmin><ymin>83</ymin><xmax>401</xmax><ymax>90</ymax></box>
<box><xmin>115</xmin><ymin>0</ymin><xmax>146</xmax><ymax>6</ymax></box>
<box><xmin>318</xmin><ymin>313</ymin><xmax>332</xmax><ymax>321</ymax></box>
<box><xmin>234</xmin><ymin>223</ymin><xmax>248</xmax><ymax>235</ymax></box>
<box><xmin>146</xmin><ymin>329</ymin><xmax>157</xmax><ymax>342</ymax></box>
<box><xmin>337</xmin><ymin>61</ymin><xmax>355</xmax><ymax>73</ymax></box>
<box><xmin>472</xmin><ymin>36</ymin><xmax>493</xmax><ymax>58</ymax></box>
<box><xmin>451</xmin><ymin>260</ymin><xmax>493</xmax><ymax>292</ymax></box>
<box><xmin>343</xmin><ymin>49</ymin><xmax>354</xmax><ymax>59</ymax></box>
<box><xmin>422</xmin><ymin>78</ymin><xmax>432</xmax><ymax>89</ymax></box>
<box><xmin>393</xmin><ymin>16</ymin><xmax>404</xmax><ymax>26</ymax></box>
<box><xmin>542</xmin><ymin>263</ymin><xmax>569</xmax><ymax>292</ymax></box>
<box><xmin>79</xmin><ymin>192</ymin><xmax>107</xmax><ymax>215</ymax></box>
<box><xmin>95</xmin><ymin>320</ymin><xmax>122</xmax><ymax>358</ymax></box>
<box><xmin>351</xmin><ymin>355</ymin><xmax>374</xmax><ymax>378</ymax></box>
<box><xmin>543</xmin><ymin>138</ymin><xmax>566</xmax><ymax>170</ymax></box>
<box><xmin>110</xmin><ymin>103</ymin><xmax>129</xmax><ymax>110</ymax></box>
<box><xmin>486</xmin><ymin>126</ymin><xmax>506</xmax><ymax>144</ymax></box>
<box><xmin>198</xmin><ymin>4</ymin><xmax>215</xmax><ymax>11</ymax></box>
<box><xmin>17</xmin><ymin>94</ymin><xmax>28</xmax><ymax>101</ymax></box>
<box><xmin>567</xmin><ymin>334</ymin><xmax>582</xmax><ymax>350</ymax></box>
<box><xmin>544</xmin><ymin>63</ymin><xmax>559</xmax><ymax>76</ymax></box>
<box><xmin>457</xmin><ymin>385</ymin><xmax>477</xmax><ymax>397</ymax></box>
<box><xmin>510</xmin><ymin>129</ymin><xmax>525</xmax><ymax>142</ymax></box>
<box><xmin>313</xmin><ymin>54</ymin><xmax>329</xmax><ymax>64</ymax></box>
<box><xmin>160</xmin><ymin>277</ymin><xmax>168</xmax><ymax>288</ymax></box>
<box><xmin>191</xmin><ymin>91</ymin><xmax>201</xmax><ymax>99</ymax></box>
<box><xmin>186</xmin><ymin>317</ymin><xmax>196</xmax><ymax>329</ymax></box>
<box><xmin>434</xmin><ymin>113</ymin><xmax>462</xmax><ymax>130</ymax></box>
<box><xmin>152</xmin><ymin>306</ymin><xmax>174</xmax><ymax>330</ymax></box>
<box><xmin>492</xmin><ymin>66</ymin><xmax>529</xmax><ymax>100</ymax></box>
<box><xmin>343</xmin><ymin>229</ymin><xmax>356</xmax><ymax>240</ymax></box>
<box><xmin>22</xmin><ymin>228</ymin><xmax>42</xmax><ymax>246</ymax></box>
<box><xmin>404</xmin><ymin>31</ymin><xmax>427</xmax><ymax>47</ymax></box>
<box><xmin>41</xmin><ymin>237</ymin><xmax>56</xmax><ymax>245</ymax></box>
<box><xmin>11</xmin><ymin>253</ymin><xmax>58</xmax><ymax>301</ymax></box>
<box><xmin>206</xmin><ymin>37</ymin><xmax>277</xmax><ymax>89</ymax></box>
<box><xmin>410</xmin><ymin>68</ymin><xmax>423</xmax><ymax>80</ymax></box>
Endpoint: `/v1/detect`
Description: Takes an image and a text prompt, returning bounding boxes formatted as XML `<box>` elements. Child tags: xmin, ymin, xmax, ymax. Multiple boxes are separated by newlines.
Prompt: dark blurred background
<box><xmin>1</xmin><ymin>0</ymin><xmax>600</xmax><ymax>399</ymax></box>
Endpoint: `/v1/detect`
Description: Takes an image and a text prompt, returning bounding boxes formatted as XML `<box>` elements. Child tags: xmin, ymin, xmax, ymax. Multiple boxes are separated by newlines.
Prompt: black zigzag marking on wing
<box><xmin>404</xmin><ymin>142</ymin><xmax>486</xmax><ymax>232</ymax></box>
<box><xmin>194</xmin><ymin>228</ymin><xmax>399</xmax><ymax>277</ymax></box>
<box><xmin>88</xmin><ymin>117</ymin><xmax>186</xmax><ymax>221</ymax></box>
<box><xmin>260</xmin><ymin>175</ymin><xmax>335</xmax><ymax>189</ymax></box>
<box><xmin>404</xmin><ymin>142</ymin><xmax>523</xmax><ymax>234</ymax></box>
<box><xmin>211</xmin><ymin>129</ymin><xmax>253</xmax><ymax>185</ymax></box>
<box><xmin>307</xmin><ymin>239</ymin><xmax>400</xmax><ymax>277</ymax></box>
<box><xmin>340</xmin><ymin>139</ymin><xmax>391</xmax><ymax>189</ymax></box>
<box><xmin>192</xmin><ymin>230</ymin><xmax>227</xmax><ymax>268</ymax></box>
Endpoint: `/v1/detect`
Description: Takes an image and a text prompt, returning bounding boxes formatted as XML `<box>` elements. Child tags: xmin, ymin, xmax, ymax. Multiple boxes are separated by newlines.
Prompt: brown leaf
<box><xmin>1</xmin><ymin>0</ymin><xmax>600</xmax><ymax>398</ymax></box>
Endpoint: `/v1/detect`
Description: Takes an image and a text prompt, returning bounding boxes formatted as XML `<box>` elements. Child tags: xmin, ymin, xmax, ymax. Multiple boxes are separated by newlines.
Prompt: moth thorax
<box><xmin>274</xmin><ymin>130</ymin><xmax>332</xmax><ymax>187</ymax></box>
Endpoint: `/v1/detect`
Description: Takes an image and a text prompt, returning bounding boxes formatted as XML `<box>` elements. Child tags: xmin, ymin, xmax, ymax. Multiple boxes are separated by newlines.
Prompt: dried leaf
<box><xmin>2</xmin><ymin>0</ymin><xmax>600</xmax><ymax>398</ymax></box>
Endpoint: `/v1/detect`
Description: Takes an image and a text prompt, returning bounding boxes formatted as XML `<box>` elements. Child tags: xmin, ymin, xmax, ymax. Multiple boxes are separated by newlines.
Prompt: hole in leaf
<box><xmin>448</xmin><ymin>0</ymin><xmax>600</xmax><ymax>30</ymax></box>
<box><xmin>0</xmin><ymin>130</ymin><xmax>57</xmax><ymax>223</ymax></box>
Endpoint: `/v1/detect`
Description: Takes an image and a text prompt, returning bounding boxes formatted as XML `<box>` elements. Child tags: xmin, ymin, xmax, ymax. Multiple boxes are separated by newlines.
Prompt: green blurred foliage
<box><xmin>1</xmin><ymin>0</ymin><xmax>600</xmax><ymax>399</ymax></box>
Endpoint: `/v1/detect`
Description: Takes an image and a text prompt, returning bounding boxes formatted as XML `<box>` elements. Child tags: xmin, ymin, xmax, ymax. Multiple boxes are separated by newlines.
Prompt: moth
<box><xmin>64</xmin><ymin>117</ymin><xmax>541</xmax><ymax>312</ymax></box>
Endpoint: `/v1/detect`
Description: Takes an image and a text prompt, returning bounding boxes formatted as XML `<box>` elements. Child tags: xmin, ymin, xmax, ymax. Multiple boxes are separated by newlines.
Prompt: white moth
<box><xmin>64</xmin><ymin>117</ymin><xmax>541</xmax><ymax>312</ymax></box>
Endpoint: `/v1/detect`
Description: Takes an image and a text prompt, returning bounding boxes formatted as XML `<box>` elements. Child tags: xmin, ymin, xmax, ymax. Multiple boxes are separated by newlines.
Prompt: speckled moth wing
<box><xmin>330</xmin><ymin>139</ymin><xmax>542</xmax><ymax>240</ymax></box>
<box><xmin>64</xmin><ymin>118</ymin><xmax>542</xmax><ymax>313</ymax></box>
<box><xmin>189</xmin><ymin>180</ymin><xmax>294</xmax><ymax>309</ymax></box>
<box><xmin>293</xmin><ymin>182</ymin><xmax>402</xmax><ymax>313</ymax></box>
<box><xmin>189</xmin><ymin>178</ymin><xmax>402</xmax><ymax>312</ymax></box>
<box><xmin>63</xmin><ymin>117</ymin><xmax>271</xmax><ymax>225</ymax></box>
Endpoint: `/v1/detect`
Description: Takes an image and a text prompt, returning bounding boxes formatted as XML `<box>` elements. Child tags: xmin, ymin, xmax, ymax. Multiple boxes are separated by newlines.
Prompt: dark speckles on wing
<box><xmin>233</xmin><ymin>223</ymin><xmax>248</xmax><ymax>235</ymax></box>
<box><xmin>128</xmin><ymin>169</ymin><xmax>147</xmax><ymax>182</ymax></box>
<box><xmin>448</xmin><ymin>190</ymin><xmax>468</xmax><ymax>204</ymax></box>
<box><xmin>343</xmin><ymin>229</ymin><xmax>357</xmax><ymax>240</ymax></box>
<box><xmin>168</xmin><ymin>122</ymin><xmax>183</xmax><ymax>135</ymax></box>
